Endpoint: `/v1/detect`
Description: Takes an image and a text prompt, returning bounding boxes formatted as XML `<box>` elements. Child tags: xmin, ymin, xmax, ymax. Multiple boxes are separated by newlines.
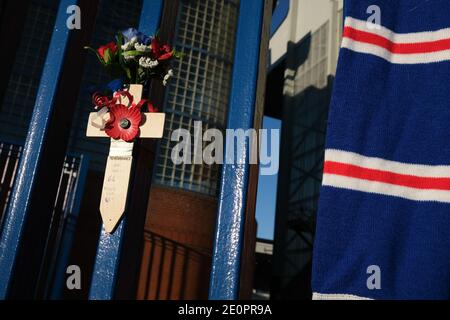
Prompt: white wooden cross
<box><xmin>86</xmin><ymin>84</ymin><xmax>165</xmax><ymax>233</ymax></box>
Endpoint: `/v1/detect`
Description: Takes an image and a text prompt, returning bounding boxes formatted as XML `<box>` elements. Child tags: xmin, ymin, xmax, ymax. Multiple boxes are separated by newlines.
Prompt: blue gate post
<box><xmin>209</xmin><ymin>0</ymin><xmax>270</xmax><ymax>300</ymax></box>
<box><xmin>88</xmin><ymin>0</ymin><xmax>164</xmax><ymax>300</ymax></box>
<box><xmin>0</xmin><ymin>0</ymin><xmax>78</xmax><ymax>299</ymax></box>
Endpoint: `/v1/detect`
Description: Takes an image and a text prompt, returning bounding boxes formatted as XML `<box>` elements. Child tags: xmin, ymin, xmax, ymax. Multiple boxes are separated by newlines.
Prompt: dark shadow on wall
<box><xmin>271</xmin><ymin>77</ymin><xmax>334</xmax><ymax>301</ymax></box>
<box><xmin>266</xmin><ymin>31</ymin><xmax>335</xmax><ymax>300</ymax></box>
<box><xmin>137</xmin><ymin>231</ymin><xmax>211</xmax><ymax>300</ymax></box>
<box><xmin>265</xmin><ymin>33</ymin><xmax>312</xmax><ymax>120</ymax></box>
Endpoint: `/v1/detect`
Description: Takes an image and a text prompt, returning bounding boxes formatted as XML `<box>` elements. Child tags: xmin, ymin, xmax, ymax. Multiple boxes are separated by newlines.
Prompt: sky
<box><xmin>255</xmin><ymin>116</ymin><xmax>281</xmax><ymax>240</ymax></box>
<box><xmin>253</xmin><ymin>1</ymin><xmax>288</xmax><ymax>241</ymax></box>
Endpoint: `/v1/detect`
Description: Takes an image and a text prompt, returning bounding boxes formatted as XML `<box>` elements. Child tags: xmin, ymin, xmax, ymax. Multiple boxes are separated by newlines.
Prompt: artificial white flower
<box><xmin>163</xmin><ymin>69</ymin><xmax>174</xmax><ymax>80</ymax></box>
<box><xmin>121</xmin><ymin>36</ymin><xmax>138</xmax><ymax>51</ymax></box>
<box><xmin>124</xmin><ymin>55</ymin><xmax>135</xmax><ymax>62</ymax></box>
<box><xmin>139</xmin><ymin>57</ymin><xmax>159</xmax><ymax>68</ymax></box>
<box><xmin>134</xmin><ymin>43</ymin><xmax>151</xmax><ymax>52</ymax></box>
<box><xmin>162</xmin><ymin>69</ymin><xmax>174</xmax><ymax>86</ymax></box>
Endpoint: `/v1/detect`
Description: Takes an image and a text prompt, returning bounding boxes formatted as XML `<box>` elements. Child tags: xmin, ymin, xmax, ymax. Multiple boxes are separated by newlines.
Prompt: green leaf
<box><xmin>84</xmin><ymin>46</ymin><xmax>106</xmax><ymax>66</ymax></box>
<box><xmin>172</xmin><ymin>49</ymin><xmax>185</xmax><ymax>59</ymax></box>
<box><xmin>124</xmin><ymin>66</ymin><xmax>132</xmax><ymax>81</ymax></box>
<box><xmin>104</xmin><ymin>48</ymin><xmax>112</xmax><ymax>64</ymax></box>
<box><xmin>116</xmin><ymin>33</ymin><xmax>125</xmax><ymax>62</ymax></box>
<box><xmin>116</xmin><ymin>33</ymin><xmax>133</xmax><ymax>82</ymax></box>
<box><xmin>122</xmin><ymin>50</ymin><xmax>143</xmax><ymax>57</ymax></box>
<box><xmin>137</xmin><ymin>67</ymin><xmax>146</xmax><ymax>83</ymax></box>
<box><xmin>116</xmin><ymin>32</ymin><xmax>124</xmax><ymax>48</ymax></box>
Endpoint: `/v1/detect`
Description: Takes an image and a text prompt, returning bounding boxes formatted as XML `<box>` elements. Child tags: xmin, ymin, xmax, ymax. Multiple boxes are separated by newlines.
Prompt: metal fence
<box><xmin>0</xmin><ymin>141</ymin><xmax>84</xmax><ymax>226</ymax></box>
<box><xmin>0</xmin><ymin>142</ymin><xmax>23</xmax><ymax>225</ymax></box>
<box><xmin>0</xmin><ymin>141</ymin><xmax>88</xmax><ymax>298</ymax></box>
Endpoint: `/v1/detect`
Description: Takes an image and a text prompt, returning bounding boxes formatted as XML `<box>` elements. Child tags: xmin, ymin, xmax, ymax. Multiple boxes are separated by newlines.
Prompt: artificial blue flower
<box><xmin>121</xmin><ymin>28</ymin><xmax>138</xmax><ymax>41</ymax></box>
<box><xmin>121</xmin><ymin>28</ymin><xmax>151</xmax><ymax>45</ymax></box>
<box><xmin>106</xmin><ymin>78</ymin><xmax>124</xmax><ymax>92</ymax></box>
<box><xmin>86</xmin><ymin>78</ymin><xmax>124</xmax><ymax>95</ymax></box>
<box><xmin>140</xmin><ymin>34</ymin><xmax>151</xmax><ymax>46</ymax></box>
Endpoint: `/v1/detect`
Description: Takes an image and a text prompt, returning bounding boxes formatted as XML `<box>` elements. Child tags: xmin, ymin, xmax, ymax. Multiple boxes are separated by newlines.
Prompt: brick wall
<box><xmin>136</xmin><ymin>185</ymin><xmax>218</xmax><ymax>300</ymax></box>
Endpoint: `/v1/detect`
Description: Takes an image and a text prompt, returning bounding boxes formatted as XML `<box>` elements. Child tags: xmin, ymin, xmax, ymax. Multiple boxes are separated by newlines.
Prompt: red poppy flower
<box><xmin>105</xmin><ymin>104</ymin><xmax>142</xmax><ymax>142</ymax></box>
<box><xmin>151</xmin><ymin>38</ymin><xmax>173</xmax><ymax>61</ymax></box>
<box><xmin>97</xmin><ymin>42</ymin><xmax>118</xmax><ymax>62</ymax></box>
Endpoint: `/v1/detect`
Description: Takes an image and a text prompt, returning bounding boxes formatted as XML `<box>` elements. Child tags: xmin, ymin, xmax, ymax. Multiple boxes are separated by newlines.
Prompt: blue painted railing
<box><xmin>88</xmin><ymin>0</ymin><xmax>164</xmax><ymax>300</ymax></box>
<box><xmin>0</xmin><ymin>140</ymin><xmax>89</xmax><ymax>299</ymax></box>
<box><xmin>0</xmin><ymin>0</ymin><xmax>78</xmax><ymax>299</ymax></box>
<box><xmin>209</xmin><ymin>0</ymin><xmax>266</xmax><ymax>300</ymax></box>
<box><xmin>0</xmin><ymin>0</ymin><xmax>268</xmax><ymax>300</ymax></box>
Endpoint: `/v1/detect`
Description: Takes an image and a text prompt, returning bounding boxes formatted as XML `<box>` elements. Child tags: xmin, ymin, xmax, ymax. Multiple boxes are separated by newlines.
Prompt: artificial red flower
<box><xmin>105</xmin><ymin>104</ymin><xmax>142</xmax><ymax>142</ymax></box>
<box><xmin>97</xmin><ymin>42</ymin><xmax>118</xmax><ymax>61</ymax></box>
<box><xmin>147</xmin><ymin>101</ymin><xmax>158</xmax><ymax>113</ymax></box>
<box><xmin>151</xmin><ymin>38</ymin><xmax>173</xmax><ymax>61</ymax></box>
<box><xmin>134</xmin><ymin>99</ymin><xmax>158</xmax><ymax>112</ymax></box>
<box><xmin>92</xmin><ymin>92</ymin><xmax>111</xmax><ymax>109</ymax></box>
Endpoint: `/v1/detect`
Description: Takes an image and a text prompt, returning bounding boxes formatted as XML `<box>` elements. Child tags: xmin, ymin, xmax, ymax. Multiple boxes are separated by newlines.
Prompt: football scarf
<box><xmin>312</xmin><ymin>0</ymin><xmax>450</xmax><ymax>300</ymax></box>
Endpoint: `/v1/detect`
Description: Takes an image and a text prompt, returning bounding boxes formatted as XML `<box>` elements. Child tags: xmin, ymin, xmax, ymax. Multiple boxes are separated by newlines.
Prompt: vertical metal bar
<box><xmin>88</xmin><ymin>0</ymin><xmax>164</xmax><ymax>300</ymax></box>
<box><xmin>138</xmin><ymin>0</ymin><xmax>163</xmax><ymax>37</ymax></box>
<box><xmin>3</xmin><ymin>146</ymin><xmax>22</xmax><ymax>225</ymax></box>
<box><xmin>209</xmin><ymin>0</ymin><xmax>266</xmax><ymax>300</ymax></box>
<box><xmin>49</xmin><ymin>154</ymin><xmax>89</xmax><ymax>299</ymax></box>
<box><xmin>0</xmin><ymin>0</ymin><xmax>78</xmax><ymax>299</ymax></box>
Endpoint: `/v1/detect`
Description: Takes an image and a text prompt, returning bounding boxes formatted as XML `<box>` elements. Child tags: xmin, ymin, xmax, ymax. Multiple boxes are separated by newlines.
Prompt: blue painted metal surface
<box><xmin>88</xmin><ymin>0</ymin><xmax>164</xmax><ymax>300</ymax></box>
<box><xmin>0</xmin><ymin>0</ymin><xmax>78</xmax><ymax>299</ymax></box>
<box><xmin>89</xmin><ymin>224</ymin><xmax>125</xmax><ymax>299</ymax></box>
<box><xmin>138</xmin><ymin>0</ymin><xmax>163</xmax><ymax>37</ymax></box>
<box><xmin>209</xmin><ymin>0</ymin><xmax>265</xmax><ymax>300</ymax></box>
<box><xmin>50</xmin><ymin>154</ymin><xmax>90</xmax><ymax>299</ymax></box>
<box><xmin>270</xmin><ymin>0</ymin><xmax>289</xmax><ymax>36</ymax></box>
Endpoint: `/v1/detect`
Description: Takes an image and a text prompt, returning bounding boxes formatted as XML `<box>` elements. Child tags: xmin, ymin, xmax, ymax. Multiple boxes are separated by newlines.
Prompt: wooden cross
<box><xmin>86</xmin><ymin>84</ymin><xmax>165</xmax><ymax>233</ymax></box>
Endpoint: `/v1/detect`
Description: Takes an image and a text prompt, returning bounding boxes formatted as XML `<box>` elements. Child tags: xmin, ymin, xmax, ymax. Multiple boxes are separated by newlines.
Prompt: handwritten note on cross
<box><xmin>86</xmin><ymin>84</ymin><xmax>165</xmax><ymax>233</ymax></box>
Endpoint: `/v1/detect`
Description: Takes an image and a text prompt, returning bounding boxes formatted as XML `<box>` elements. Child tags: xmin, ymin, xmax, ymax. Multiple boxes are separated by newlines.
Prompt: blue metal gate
<box><xmin>0</xmin><ymin>0</ymin><xmax>270</xmax><ymax>300</ymax></box>
<box><xmin>0</xmin><ymin>141</ymin><xmax>89</xmax><ymax>299</ymax></box>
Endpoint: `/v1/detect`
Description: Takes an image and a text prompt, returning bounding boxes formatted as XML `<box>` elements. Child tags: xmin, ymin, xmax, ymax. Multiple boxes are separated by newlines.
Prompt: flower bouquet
<box><xmin>85</xmin><ymin>28</ymin><xmax>180</xmax><ymax>142</ymax></box>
